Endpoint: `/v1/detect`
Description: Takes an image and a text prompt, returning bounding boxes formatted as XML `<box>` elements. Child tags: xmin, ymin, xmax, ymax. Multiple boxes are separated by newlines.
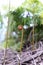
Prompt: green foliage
<box><xmin>5</xmin><ymin>0</ymin><xmax>43</xmax><ymax>51</ymax></box>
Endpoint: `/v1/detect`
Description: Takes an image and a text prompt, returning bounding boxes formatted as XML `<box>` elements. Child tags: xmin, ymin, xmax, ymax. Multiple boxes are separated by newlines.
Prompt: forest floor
<box><xmin>0</xmin><ymin>40</ymin><xmax>43</xmax><ymax>65</ymax></box>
